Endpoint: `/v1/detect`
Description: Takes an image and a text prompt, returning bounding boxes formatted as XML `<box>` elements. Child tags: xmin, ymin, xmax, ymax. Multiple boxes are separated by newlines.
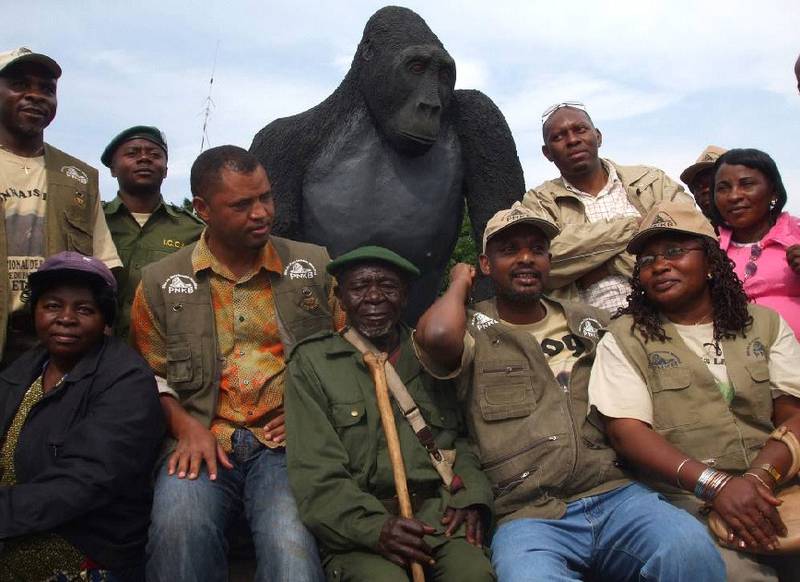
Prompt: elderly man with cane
<box><xmin>284</xmin><ymin>246</ymin><xmax>495</xmax><ymax>582</ymax></box>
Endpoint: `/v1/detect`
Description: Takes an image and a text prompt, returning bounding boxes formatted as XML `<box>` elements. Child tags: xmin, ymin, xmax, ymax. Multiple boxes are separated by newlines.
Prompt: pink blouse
<box><xmin>719</xmin><ymin>212</ymin><xmax>800</xmax><ymax>338</ymax></box>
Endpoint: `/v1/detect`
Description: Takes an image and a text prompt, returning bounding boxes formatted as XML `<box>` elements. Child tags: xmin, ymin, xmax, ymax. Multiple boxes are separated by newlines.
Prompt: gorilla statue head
<box><xmin>351</xmin><ymin>6</ymin><xmax>457</xmax><ymax>156</ymax></box>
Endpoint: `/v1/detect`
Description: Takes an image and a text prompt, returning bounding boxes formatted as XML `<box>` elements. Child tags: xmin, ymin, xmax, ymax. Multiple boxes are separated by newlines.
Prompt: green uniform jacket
<box><xmin>0</xmin><ymin>144</ymin><xmax>100</xmax><ymax>357</ymax></box>
<box><xmin>285</xmin><ymin>326</ymin><xmax>494</xmax><ymax>556</ymax></box>
<box><xmin>522</xmin><ymin>161</ymin><xmax>693</xmax><ymax>302</ymax></box>
<box><xmin>103</xmin><ymin>195</ymin><xmax>204</xmax><ymax>339</ymax></box>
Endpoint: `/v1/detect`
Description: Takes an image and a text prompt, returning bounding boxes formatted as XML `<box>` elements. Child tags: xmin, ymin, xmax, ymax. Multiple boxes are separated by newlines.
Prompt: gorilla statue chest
<box><xmin>302</xmin><ymin>108</ymin><xmax>465</xmax><ymax>273</ymax></box>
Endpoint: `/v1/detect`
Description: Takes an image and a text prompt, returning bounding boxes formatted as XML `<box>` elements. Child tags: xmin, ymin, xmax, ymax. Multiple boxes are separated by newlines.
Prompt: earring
<box><xmin>707</xmin><ymin>273</ymin><xmax>713</xmax><ymax>280</ymax></box>
<box><xmin>770</xmin><ymin>199</ymin><xmax>777</xmax><ymax>210</ymax></box>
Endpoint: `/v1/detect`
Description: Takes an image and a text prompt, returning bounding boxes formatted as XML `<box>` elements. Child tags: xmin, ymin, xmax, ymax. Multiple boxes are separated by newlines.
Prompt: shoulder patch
<box><xmin>471</xmin><ymin>312</ymin><xmax>498</xmax><ymax>331</ymax></box>
<box><xmin>161</xmin><ymin>274</ymin><xmax>198</xmax><ymax>295</ymax></box>
<box><xmin>284</xmin><ymin>259</ymin><xmax>317</xmax><ymax>280</ymax></box>
<box><xmin>60</xmin><ymin>165</ymin><xmax>88</xmax><ymax>185</ymax></box>
<box><xmin>578</xmin><ymin>317</ymin><xmax>602</xmax><ymax>339</ymax></box>
<box><xmin>648</xmin><ymin>351</ymin><xmax>681</xmax><ymax>369</ymax></box>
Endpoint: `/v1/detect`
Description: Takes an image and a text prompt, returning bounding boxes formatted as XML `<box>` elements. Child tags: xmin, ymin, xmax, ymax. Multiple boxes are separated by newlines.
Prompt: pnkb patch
<box><xmin>471</xmin><ymin>312</ymin><xmax>498</xmax><ymax>331</ymax></box>
<box><xmin>746</xmin><ymin>338</ymin><xmax>767</xmax><ymax>359</ymax></box>
<box><xmin>61</xmin><ymin>165</ymin><xmax>88</xmax><ymax>185</ymax></box>
<box><xmin>161</xmin><ymin>274</ymin><xmax>198</xmax><ymax>295</ymax></box>
<box><xmin>648</xmin><ymin>351</ymin><xmax>681</xmax><ymax>369</ymax></box>
<box><xmin>578</xmin><ymin>317</ymin><xmax>601</xmax><ymax>339</ymax></box>
<box><xmin>284</xmin><ymin>259</ymin><xmax>317</xmax><ymax>280</ymax></box>
<box><xmin>650</xmin><ymin>212</ymin><xmax>676</xmax><ymax>229</ymax></box>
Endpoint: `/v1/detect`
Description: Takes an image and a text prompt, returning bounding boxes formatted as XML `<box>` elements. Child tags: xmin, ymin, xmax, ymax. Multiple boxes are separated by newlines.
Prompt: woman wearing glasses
<box><xmin>711</xmin><ymin>148</ymin><xmax>800</xmax><ymax>338</ymax></box>
<box><xmin>588</xmin><ymin>202</ymin><xmax>800</xmax><ymax>581</ymax></box>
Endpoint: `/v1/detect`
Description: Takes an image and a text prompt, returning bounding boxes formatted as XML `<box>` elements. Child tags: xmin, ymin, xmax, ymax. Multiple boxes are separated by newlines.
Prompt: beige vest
<box><xmin>467</xmin><ymin>297</ymin><xmax>628</xmax><ymax>523</ymax></box>
<box><xmin>140</xmin><ymin>235</ymin><xmax>333</xmax><ymax>456</ymax></box>
<box><xmin>609</xmin><ymin>304</ymin><xmax>779</xmax><ymax>491</ymax></box>
<box><xmin>0</xmin><ymin>144</ymin><xmax>99</xmax><ymax>356</ymax></box>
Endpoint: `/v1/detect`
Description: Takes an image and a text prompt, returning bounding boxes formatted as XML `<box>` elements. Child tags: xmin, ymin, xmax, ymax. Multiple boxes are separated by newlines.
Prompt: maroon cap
<box><xmin>28</xmin><ymin>251</ymin><xmax>117</xmax><ymax>293</ymax></box>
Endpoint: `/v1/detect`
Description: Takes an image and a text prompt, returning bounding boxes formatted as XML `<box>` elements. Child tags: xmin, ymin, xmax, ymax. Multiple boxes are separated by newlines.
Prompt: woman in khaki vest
<box><xmin>588</xmin><ymin>201</ymin><xmax>800</xmax><ymax>581</ymax></box>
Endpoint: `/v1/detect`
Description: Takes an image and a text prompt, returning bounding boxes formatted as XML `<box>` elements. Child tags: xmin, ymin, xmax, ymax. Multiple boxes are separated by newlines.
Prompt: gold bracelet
<box><xmin>769</xmin><ymin>425</ymin><xmax>800</xmax><ymax>482</ymax></box>
<box><xmin>758</xmin><ymin>463</ymin><xmax>782</xmax><ymax>483</ymax></box>
<box><xmin>744</xmin><ymin>471</ymin><xmax>771</xmax><ymax>490</ymax></box>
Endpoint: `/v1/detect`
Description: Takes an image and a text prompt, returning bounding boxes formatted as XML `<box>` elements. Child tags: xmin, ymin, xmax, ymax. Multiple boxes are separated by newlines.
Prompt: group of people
<box><xmin>2</xmin><ymin>44</ymin><xmax>800</xmax><ymax>582</ymax></box>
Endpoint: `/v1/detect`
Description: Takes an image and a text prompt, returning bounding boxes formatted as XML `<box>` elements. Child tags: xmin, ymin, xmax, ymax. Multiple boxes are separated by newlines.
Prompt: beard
<box><xmin>495</xmin><ymin>286</ymin><xmax>543</xmax><ymax>305</ymax></box>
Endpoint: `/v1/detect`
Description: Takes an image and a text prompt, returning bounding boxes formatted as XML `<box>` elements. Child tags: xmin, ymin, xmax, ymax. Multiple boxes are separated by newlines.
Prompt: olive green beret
<box><xmin>101</xmin><ymin>125</ymin><xmax>168</xmax><ymax>167</ymax></box>
<box><xmin>326</xmin><ymin>245</ymin><xmax>420</xmax><ymax>278</ymax></box>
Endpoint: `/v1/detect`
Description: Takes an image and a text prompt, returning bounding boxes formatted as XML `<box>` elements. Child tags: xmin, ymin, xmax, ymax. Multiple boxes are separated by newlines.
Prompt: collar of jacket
<box><xmin>0</xmin><ymin>336</ymin><xmax>108</xmax><ymax>387</ymax></box>
<box><xmin>104</xmin><ymin>194</ymin><xmax>182</xmax><ymax>221</ymax></box>
<box><xmin>324</xmin><ymin>324</ymin><xmax>422</xmax><ymax>386</ymax></box>
<box><xmin>545</xmin><ymin>160</ymin><xmax>658</xmax><ymax>201</ymax></box>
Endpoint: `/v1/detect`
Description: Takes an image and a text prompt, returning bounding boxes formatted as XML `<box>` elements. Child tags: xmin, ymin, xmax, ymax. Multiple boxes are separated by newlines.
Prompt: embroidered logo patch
<box><xmin>650</xmin><ymin>212</ymin><xmax>676</xmax><ymax>229</ymax></box>
<box><xmin>471</xmin><ymin>312</ymin><xmax>498</xmax><ymax>331</ymax></box>
<box><xmin>284</xmin><ymin>259</ymin><xmax>317</xmax><ymax>280</ymax></box>
<box><xmin>161</xmin><ymin>274</ymin><xmax>198</xmax><ymax>295</ymax></box>
<box><xmin>746</xmin><ymin>338</ymin><xmax>767</xmax><ymax>359</ymax></box>
<box><xmin>648</xmin><ymin>351</ymin><xmax>681</xmax><ymax>369</ymax></box>
<box><xmin>578</xmin><ymin>317</ymin><xmax>601</xmax><ymax>339</ymax></box>
<box><xmin>61</xmin><ymin>165</ymin><xmax>88</xmax><ymax>185</ymax></box>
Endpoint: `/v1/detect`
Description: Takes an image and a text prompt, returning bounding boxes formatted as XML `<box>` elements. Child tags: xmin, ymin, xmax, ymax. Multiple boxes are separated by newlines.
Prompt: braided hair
<box><xmin>616</xmin><ymin>237</ymin><xmax>751</xmax><ymax>342</ymax></box>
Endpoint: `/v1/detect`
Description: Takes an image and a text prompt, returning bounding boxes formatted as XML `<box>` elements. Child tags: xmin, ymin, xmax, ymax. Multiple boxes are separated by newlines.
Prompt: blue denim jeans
<box><xmin>146</xmin><ymin>429</ymin><xmax>324</xmax><ymax>582</ymax></box>
<box><xmin>490</xmin><ymin>482</ymin><xmax>725</xmax><ymax>582</ymax></box>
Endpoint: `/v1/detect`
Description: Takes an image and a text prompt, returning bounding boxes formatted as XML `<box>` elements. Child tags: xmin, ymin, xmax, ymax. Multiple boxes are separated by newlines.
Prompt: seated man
<box><xmin>131</xmin><ymin>146</ymin><xmax>330</xmax><ymax>581</ymax></box>
<box><xmin>414</xmin><ymin>202</ymin><xmax>725</xmax><ymax>581</ymax></box>
<box><xmin>285</xmin><ymin>246</ymin><xmax>495</xmax><ymax>582</ymax></box>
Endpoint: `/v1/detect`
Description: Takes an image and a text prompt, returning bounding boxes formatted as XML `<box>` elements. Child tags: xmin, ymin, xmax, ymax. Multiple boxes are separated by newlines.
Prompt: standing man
<box><xmin>680</xmin><ymin>145</ymin><xmax>727</xmax><ymax>222</ymax></box>
<box><xmin>131</xmin><ymin>145</ymin><xmax>330</xmax><ymax>581</ymax></box>
<box><xmin>285</xmin><ymin>246</ymin><xmax>495</xmax><ymax>582</ymax></box>
<box><xmin>0</xmin><ymin>47</ymin><xmax>120</xmax><ymax>366</ymax></box>
<box><xmin>414</xmin><ymin>202</ymin><xmax>725</xmax><ymax>581</ymax></box>
<box><xmin>524</xmin><ymin>102</ymin><xmax>691</xmax><ymax>313</ymax></box>
<box><xmin>101</xmin><ymin>125</ymin><xmax>203</xmax><ymax>339</ymax></box>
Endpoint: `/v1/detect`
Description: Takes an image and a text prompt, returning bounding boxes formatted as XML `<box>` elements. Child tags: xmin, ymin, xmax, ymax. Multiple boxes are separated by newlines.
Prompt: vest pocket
<box><xmin>166</xmin><ymin>344</ymin><xmax>194</xmax><ymax>384</ymax></box>
<box><xmin>64</xmin><ymin>208</ymin><xmax>93</xmax><ymax>255</ymax></box>
<box><xmin>479</xmin><ymin>362</ymin><xmax>535</xmax><ymax>421</ymax></box>
<box><xmin>650</xmin><ymin>368</ymin><xmax>698</xmax><ymax>428</ymax></box>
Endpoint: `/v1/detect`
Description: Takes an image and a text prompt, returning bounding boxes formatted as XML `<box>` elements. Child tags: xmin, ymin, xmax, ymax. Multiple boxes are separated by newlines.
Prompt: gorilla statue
<box><xmin>251</xmin><ymin>5</ymin><xmax>524</xmax><ymax>322</ymax></box>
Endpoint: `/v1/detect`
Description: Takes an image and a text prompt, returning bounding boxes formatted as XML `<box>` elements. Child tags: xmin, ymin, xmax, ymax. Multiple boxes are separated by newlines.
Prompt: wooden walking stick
<box><xmin>364</xmin><ymin>351</ymin><xmax>426</xmax><ymax>582</ymax></box>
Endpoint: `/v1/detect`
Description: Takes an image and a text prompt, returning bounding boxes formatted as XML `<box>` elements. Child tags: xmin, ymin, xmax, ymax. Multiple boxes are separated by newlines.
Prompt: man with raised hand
<box><xmin>0</xmin><ymin>47</ymin><xmax>120</xmax><ymax>366</ymax></box>
<box><xmin>414</xmin><ymin>201</ymin><xmax>725</xmax><ymax>581</ymax></box>
<box><xmin>132</xmin><ymin>145</ymin><xmax>331</xmax><ymax>581</ymax></box>
<box><xmin>524</xmin><ymin>101</ymin><xmax>691</xmax><ymax>313</ymax></box>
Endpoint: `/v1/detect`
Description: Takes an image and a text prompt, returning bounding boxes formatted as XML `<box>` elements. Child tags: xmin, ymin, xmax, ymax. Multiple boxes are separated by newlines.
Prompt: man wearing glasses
<box><xmin>523</xmin><ymin>102</ymin><xmax>692</xmax><ymax>313</ymax></box>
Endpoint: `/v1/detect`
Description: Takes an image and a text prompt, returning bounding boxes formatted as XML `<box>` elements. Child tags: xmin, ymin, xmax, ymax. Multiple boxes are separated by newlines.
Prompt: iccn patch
<box><xmin>60</xmin><ymin>165</ymin><xmax>88</xmax><ymax>185</ymax></box>
<box><xmin>578</xmin><ymin>317</ymin><xmax>601</xmax><ymax>339</ymax></box>
<box><xmin>161</xmin><ymin>274</ymin><xmax>198</xmax><ymax>295</ymax></box>
<box><xmin>471</xmin><ymin>312</ymin><xmax>498</xmax><ymax>331</ymax></box>
<box><xmin>284</xmin><ymin>259</ymin><xmax>317</xmax><ymax>280</ymax></box>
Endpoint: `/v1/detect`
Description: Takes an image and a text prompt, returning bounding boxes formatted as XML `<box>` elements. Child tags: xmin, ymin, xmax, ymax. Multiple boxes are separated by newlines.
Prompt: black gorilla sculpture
<box><xmin>251</xmin><ymin>6</ymin><xmax>524</xmax><ymax>322</ymax></box>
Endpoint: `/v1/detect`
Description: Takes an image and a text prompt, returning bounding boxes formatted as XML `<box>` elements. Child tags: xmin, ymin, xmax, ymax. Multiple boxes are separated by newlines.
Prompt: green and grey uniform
<box><xmin>608</xmin><ymin>304</ymin><xmax>798</xmax><ymax>582</ymax></box>
<box><xmin>464</xmin><ymin>297</ymin><xmax>628</xmax><ymax>523</ymax></box>
<box><xmin>103</xmin><ymin>196</ymin><xmax>203</xmax><ymax>339</ymax></box>
<box><xmin>285</xmin><ymin>326</ymin><xmax>495</xmax><ymax>582</ymax></box>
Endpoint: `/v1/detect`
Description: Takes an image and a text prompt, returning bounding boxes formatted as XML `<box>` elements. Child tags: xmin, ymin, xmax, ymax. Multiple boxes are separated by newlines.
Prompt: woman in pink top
<box><xmin>711</xmin><ymin>148</ymin><xmax>800</xmax><ymax>337</ymax></box>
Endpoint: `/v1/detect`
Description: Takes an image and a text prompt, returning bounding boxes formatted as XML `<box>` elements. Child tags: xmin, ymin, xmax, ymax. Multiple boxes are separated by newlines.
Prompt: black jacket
<box><xmin>0</xmin><ymin>335</ymin><xmax>165</xmax><ymax>569</ymax></box>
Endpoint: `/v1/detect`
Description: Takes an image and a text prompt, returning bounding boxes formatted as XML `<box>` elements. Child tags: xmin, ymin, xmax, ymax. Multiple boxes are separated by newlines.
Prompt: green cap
<box><xmin>101</xmin><ymin>125</ymin><xmax>168</xmax><ymax>167</ymax></box>
<box><xmin>327</xmin><ymin>246</ymin><xmax>420</xmax><ymax>279</ymax></box>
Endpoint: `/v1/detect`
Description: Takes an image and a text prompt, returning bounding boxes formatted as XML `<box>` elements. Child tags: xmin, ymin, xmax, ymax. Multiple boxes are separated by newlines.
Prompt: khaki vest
<box><xmin>0</xmin><ymin>144</ymin><xmax>99</xmax><ymax>356</ymax></box>
<box><xmin>140</xmin><ymin>235</ymin><xmax>333</xmax><ymax>454</ymax></box>
<box><xmin>467</xmin><ymin>297</ymin><xmax>629</xmax><ymax>523</ymax></box>
<box><xmin>609</xmin><ymin>304</ymin><xmax>779</xmax><ymax>491</ymax></box>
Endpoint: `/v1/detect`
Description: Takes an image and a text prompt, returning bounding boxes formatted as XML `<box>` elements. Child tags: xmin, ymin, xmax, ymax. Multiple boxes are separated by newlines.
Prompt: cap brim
<box><xmin>627</xmin><ymin>227</ymin><xmax>715</xmax><ymax>254</ymax></box>
<box><xmin>2</xmin><ymin>53</ymin><xmax>62</xmax><ymax>79</ymax></box>
<box><xmin>485</xmin><ymin>217</ymin><xmax>560</xmax><ymax>250</ymax></box>
<box><xmin>679</xmin><ymin>161</ymin><xmax>714</xmax><ymax>187</ymax></box>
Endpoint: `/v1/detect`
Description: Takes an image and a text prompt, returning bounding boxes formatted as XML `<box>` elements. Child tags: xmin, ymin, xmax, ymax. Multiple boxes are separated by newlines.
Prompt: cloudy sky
<box><xmin>10</xmin><ymin>1</ymin><xmax>800</xmax><ymax>212</ymax></box>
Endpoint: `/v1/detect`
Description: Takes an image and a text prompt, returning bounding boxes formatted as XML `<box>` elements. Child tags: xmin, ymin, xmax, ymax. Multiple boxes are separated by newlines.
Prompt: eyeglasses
<box><xmin>541</xmin><ymin>101</ymin><xmax>587</xmax><ymax>124</ymax></box>
<box><xmin>743</xmin><ymin>244</ymin><xmax>762</xmax><ymax>281</ymax></box>
<box><xmin>636</xmin><ymin>246</ymin><xmax>704</xmax><ymax>269</ymax></box>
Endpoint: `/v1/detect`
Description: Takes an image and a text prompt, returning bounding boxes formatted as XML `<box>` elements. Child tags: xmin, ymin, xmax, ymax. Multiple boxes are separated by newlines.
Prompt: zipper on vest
<box><xmin>481</xmin><ymin>364</ymin><xmax>526</xmax><ymax>374</ymax></box>
<box><xmin>483</xmin><ymin>435</ymin><xmax>559</xmax><ymax>470</ymax></box>
<box><xmin>493</xmin><ymin>467</ymin><xmax>537</xmax><ymax>497</ymax></box>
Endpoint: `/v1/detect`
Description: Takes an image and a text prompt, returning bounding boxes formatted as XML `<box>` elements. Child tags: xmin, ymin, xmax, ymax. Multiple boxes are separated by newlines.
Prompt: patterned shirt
<box><xmin>132</xmin><ymin>233</ymin><xmax>287</xmax><ymax>451</ymax></box>
<box><xmin>561</xmin><ymin>159</ymin><xmax>640</xmax><ymax>313</ymax></box>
